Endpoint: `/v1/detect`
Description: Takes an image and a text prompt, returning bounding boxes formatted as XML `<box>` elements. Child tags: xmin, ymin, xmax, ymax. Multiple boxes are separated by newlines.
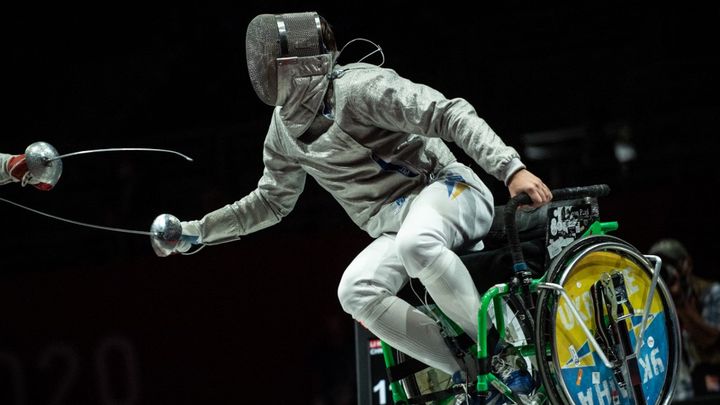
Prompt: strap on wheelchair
<box><xmin>386</xmin><ymin>321</ymin><xmax>478</xmax><ymax>382</ymax></box>
<box><xmin>441</xmin><ymin>330</ymin><xmax>476</xmax><ymax>360</ymax></box>
<box><xmin>404</xmin><ymin>388</ymin><xmax>456</xmax><ymax>404</ymax></box>
<box><xmin>404</xmin><ymin>384</ymin><xmax>481</xmax><ymax>404</ymax></box>
<box><xmin>386</xmin><ymin>356</ymin><xmax>429</xmax><ymax>383</ymax></box>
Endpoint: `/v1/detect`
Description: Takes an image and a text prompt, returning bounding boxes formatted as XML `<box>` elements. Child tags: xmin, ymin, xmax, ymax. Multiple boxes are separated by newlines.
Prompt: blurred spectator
<box><xmin>649</xmin><ymin>238</ymin><xmax>720</xmax><ymax>400</ymax></box>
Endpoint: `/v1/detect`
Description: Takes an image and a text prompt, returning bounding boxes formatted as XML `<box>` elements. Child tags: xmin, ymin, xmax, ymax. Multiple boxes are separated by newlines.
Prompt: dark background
<box><xmin>1</xmin><ymin>3</ymin><xmax>718</xmax><ymax>404</ymax></box>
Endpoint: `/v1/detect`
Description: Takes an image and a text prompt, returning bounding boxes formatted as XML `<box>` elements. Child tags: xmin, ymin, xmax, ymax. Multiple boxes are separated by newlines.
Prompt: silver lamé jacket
<box><xmin>189</xmin><ymin>63</ymin><xmax>525</xmax><ymax>244</ymax></box>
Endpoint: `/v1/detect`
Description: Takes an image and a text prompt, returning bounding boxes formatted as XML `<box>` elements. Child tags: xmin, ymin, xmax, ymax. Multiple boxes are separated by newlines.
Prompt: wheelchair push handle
<box><xmin>504</xmin><ymin>184</ymin><xmax>611</xmax><ymax>270</ymax></box>
<box><xmin>546</xmin><ymin>184</ymin><xmax>611</xmax><ymax>203</ymax></box>
<box><xmin>505</xmin><ymin>184</ymin><xmax>611</xmax><ymax>210</ymax></box>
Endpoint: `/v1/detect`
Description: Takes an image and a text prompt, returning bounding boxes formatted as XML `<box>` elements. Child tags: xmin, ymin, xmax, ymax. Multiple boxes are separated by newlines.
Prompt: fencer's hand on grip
<box><xmin>7</xmin><ymin>155</ymin><xmax>29</xmax><ymax>180</ymax></box>
<box><xmin>7</xmin><ymin>154</ymin><xmax>53</xmax><ymax>190</ymax></box>
<box><xmin>150</xmin><ymin>214</ymin><xmax>201</xmax><ymax>257</ymax></box>
<box><xmin>177</xmin><ymin>221</ymin><xmax>201</xmax><ymax>252</ymax></box>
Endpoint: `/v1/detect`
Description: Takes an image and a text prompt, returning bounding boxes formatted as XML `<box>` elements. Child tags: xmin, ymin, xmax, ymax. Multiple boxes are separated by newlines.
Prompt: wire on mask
<box><xmin>330</xmin><ymin>37</ymin><xmax>385</xmax><ymax>79</ymax></box>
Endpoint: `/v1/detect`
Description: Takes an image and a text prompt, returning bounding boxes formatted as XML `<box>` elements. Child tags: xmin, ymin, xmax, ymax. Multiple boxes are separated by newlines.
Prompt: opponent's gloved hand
<box><xmin>7</xmin><ymin>154</ymin><xmax>54</xmax><ymax>190</ymax></box>
<box><xmin>151</xmin><ymin>219</ymin><xmax>202</xmax><ymax>257</ymax></box>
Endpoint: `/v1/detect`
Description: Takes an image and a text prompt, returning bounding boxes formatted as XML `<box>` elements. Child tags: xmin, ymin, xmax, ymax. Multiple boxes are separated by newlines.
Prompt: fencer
<box><xmin>155</xmin><ymin>11</ymin><xmax>552</xmax><ymax>391</ymax></box>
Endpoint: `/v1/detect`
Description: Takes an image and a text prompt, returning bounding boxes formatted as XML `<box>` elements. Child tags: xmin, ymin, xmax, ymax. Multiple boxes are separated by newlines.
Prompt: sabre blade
<box><xmin>47</xmin><ymin>148</ymin><xmax>194</xmax><ymax>162</ymax></box>
<box><xmin>0</xmin><ymin>197</ymin><xmax>152</xmax><ymax>236</ymax></box>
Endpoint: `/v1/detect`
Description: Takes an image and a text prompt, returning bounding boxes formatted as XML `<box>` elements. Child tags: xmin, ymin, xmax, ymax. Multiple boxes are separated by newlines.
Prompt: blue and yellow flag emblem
<box><xmin>444</xmin><ymin>174</ymin><xmax>468</xmax><ymax>200</ymax></box>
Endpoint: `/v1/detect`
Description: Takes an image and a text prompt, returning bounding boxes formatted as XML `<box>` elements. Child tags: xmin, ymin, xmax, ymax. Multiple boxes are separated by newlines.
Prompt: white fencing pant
<box><xmin>337</xmin><ymin>164</ymin><xmax>494</xmax><ymax>375</ymax></box>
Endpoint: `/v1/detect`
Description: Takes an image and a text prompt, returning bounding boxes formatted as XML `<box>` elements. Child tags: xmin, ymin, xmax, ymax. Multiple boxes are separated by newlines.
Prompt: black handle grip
<box><xmin>504</xmin><ymin>184</ymin><xmax>610</xmax><ymax>271</ymax></box>
<box><xmin>547</xmin><ymin>184</ymin><xmax>611</xmax><ymax>202</ymax></box>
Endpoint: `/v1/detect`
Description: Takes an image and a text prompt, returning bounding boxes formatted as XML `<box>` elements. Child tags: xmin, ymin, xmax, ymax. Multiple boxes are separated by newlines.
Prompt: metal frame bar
<box><xmin>538</xmin><ymin>282</ymin><xmax>614</xmax><ymax>368</ymax></box>
<box><xmin>636</xmin><ymin>254</ymin><xmax>662</xmax><ymax>356</ymax></box>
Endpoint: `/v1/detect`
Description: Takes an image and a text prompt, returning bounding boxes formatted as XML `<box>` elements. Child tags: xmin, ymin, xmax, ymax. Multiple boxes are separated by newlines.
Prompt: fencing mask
<box><xmin>246</xmin><ymin>12</ymin><xmax>333</xmax><ymax>106</ymax></box>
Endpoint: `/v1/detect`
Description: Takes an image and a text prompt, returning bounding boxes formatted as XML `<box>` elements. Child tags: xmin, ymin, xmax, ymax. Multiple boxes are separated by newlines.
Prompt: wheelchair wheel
<box><xmin>535</xmin><ymin>235</ymin><xmax>681</xmax><ymax>405</ymax></box>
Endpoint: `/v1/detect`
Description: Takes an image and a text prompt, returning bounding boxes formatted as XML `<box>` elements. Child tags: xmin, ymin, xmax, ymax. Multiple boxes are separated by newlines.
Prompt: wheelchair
<box><xmin>377</xmin><ymin>185</ymin><xmax>681</xmax><ymax>405</ymax></box>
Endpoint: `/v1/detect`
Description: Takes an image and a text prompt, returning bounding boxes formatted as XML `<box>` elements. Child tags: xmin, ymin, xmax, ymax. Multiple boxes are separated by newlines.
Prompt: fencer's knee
<box><xmin>395</xmin><ymin>228</ymin><xmax>443</xmax><ymax>278</ymax></box>
<box><xmin>337</xmin><ymin>276</ymin><xmax>359</xmax><ymax>316</ymax></box>
<box><xmin>337</xmin><ymin>274</ymin><xmax>372</xmax><ymax>318</ymax></box>
<box><xmin>337</xmin><ymin>274</ymin><xmax>393</xmax><ymax>323</ymax></box>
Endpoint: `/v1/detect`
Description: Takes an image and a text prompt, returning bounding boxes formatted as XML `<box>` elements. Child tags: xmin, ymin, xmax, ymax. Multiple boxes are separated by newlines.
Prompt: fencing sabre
<box><xmin>1</xmin><ymin>141</ymin><xmax>193</xmax><ymax>254</ymax></box>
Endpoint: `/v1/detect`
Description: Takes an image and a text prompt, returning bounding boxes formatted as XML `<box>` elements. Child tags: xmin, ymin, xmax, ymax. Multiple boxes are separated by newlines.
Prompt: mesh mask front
<box><xmin>246</xmin><ymin>12</ymin><xmax>326</xmax><ymax>106</ymax></box>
